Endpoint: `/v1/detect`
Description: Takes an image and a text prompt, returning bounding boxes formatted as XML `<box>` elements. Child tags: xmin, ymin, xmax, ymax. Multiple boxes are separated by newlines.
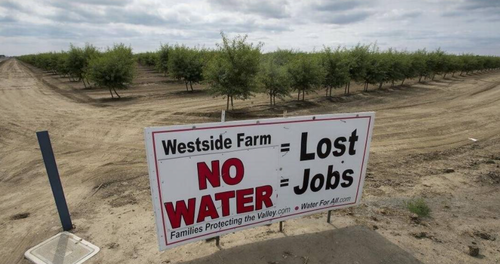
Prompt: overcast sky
<box><xmin>1</xmin><ymin>0</ymin><xmax>499</xmax><ymax>56</ymax></box>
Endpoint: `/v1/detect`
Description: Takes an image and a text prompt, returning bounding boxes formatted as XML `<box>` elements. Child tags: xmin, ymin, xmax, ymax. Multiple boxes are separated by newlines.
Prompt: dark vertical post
<box><xmin>215</xmin><ymin>236</ymin><xmax>220</xmax><ymax>247</ymax></box>
<box><xmin>36</xmin><ymin>131</ymin><xmax>73</xmax><ymax>231</ymax></box>
<box><xmin>327</xmin><ymin>210</ymin><xmax>332</xmax><ymax>223</ymax></box>
<box><xmin>279</xmin><ymin>221</ymin><xmax>284</xmax><ymax>232</ymax></box>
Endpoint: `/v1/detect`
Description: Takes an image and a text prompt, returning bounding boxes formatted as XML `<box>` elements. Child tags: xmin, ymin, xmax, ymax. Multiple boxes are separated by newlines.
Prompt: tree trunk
<box><xmin>190</xmin><ymin>82</ymin><xmax>193</xmax><ymax>91</ymax></box>
<box><xmin>344</xmin><ymin>83</ymin><xmax>348</xmax><ymax>95</ymax></box>
<box><xmin>231</xmin><ymin>96</ymin><xmax>234</xmax><ymax>110</ymax></box>
<box><xmin>419</xmin><ymin>76</ymin><xmax>422</xmax><ymax>82</ymax></box>
<box><xmin>329</xmin><ymin>87</ymin><xmax>333</xmax><ymax>97</ymax></box>
<box><xmin>226</xmin><ymin>96</ymin><xmax>230</xmax><ymax>110</ymax></box>
<box><xmin>302</xmin><ymin>90</ymin><xmax>305</xmax><ymax>101</ymax></box>
<box><xmin>112</xmin><ymin>87</ymin><xmax>121</xmax><ymax>98</ymax></box>
<box><xmin>270</xmin><ymin>92</ymin><xmax>273</xmax><ymax>106</ymax></box>
<box><xmin>273</xmin><ymin>95</ymin><xmax>276</xmax><ymax>106</ymax></box>
<box><xmin>401</xmin><ymin>79</ymin><xmax>405</xmax><ymax>85</ymax></box>
<box><xmin>379</xmin><ymin>82</ymin><xmax>383</xmax><ymax>89</ymax></box>
<box><xmin>391</xmin><ymin>80</ymin><xmax>394</xmax><ymax>87</ymax></box>
<box><xmin>82</xmin><ymin>79</ymin><xmax>88</xmax><ymax>88</ymax></box>
<box><xmin>109</xmin><ymin>87</ymin><xmax>114</xmax><ymax>98</ymax></box>
<box><xmin>348</xmin><ymin>82</ymin><xmax>351</xmax><ymax>94</ymax></box>
<box><xmin>185</xmin><ymin>82</ymin><xmax>189</xmax><ymax>91</ymax></box>
<box><xmin>297</xmin><ymin>90</ymin><xmax>300</xmax><ymax>101</ymax></box>
<box><xmin>443</xmin><ymin>73</ymin><xmax>447</xmax><ymax>79</ymax></box>
<box><xmin>85</xmin><ymin>78</ymin><xmax>92</xmax><ymax>88</ymax></box>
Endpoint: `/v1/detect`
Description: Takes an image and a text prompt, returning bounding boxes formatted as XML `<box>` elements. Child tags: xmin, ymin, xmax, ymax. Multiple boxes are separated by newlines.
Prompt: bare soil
<box><xmin>1</xmin><ymin>59</ymin><xmax>499</xmax><ymax>264</ymax></box>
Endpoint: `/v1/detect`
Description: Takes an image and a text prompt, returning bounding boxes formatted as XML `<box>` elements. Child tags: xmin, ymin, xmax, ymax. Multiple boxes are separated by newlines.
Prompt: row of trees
<box><xmin>18</xmin><ymin>34</ymin><xmax>500</xmax><ymax>108</ymax></box>
<box><xmin>18</xmin><ymin>44</ymin><xmax>135</xmax><ymax>98</ymax></box>
<box><xmin>136</xmin><ymin>35</ymin><xmax>500</xmax><ymax>109</ymax></box>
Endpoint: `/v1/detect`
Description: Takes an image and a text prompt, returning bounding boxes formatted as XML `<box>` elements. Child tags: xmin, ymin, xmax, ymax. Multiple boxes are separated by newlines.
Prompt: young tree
<box><xmin>66</xmin><ymin>44</ymin><xmax>85</xmax><ymax>82</ymax></box>
<box><xmin>259</xmin><ymin>53</ymin><xmax>291</xmax><ymax>106</ymax></box>
<box><xmin>363</xmin><ymin>50</ymin><xmax>388</xmax><ymax>91</ymax></box>
<box><xmin>168</xmin><ymin>45</ymin><xmax>204</xmax><ymax>91</ymax></box>
<box><xmin>156</xmin><ymin>44</ymin><xmax>170</xmax><ymax>76</ymax></box>
<box><xmin>411</xmin><ymin>50</ymin><xmax>429</xmax><ymax>82</ymax></box>
<box><xmin>136</xmin><ymin>52</ymin><xmax>158</xmax><ymax>67</ymax></box>
<box><xmin>204</xmin><ymin>33</ymin><xmax>262</xmax><ymax>110</ymax></box>
<box><xmin>346</xmin><ymin>44</ymin><xmax>370</xmax><ymax>94</ymax></box>
<box><xmin>321</xmin><ymin>46</ymin><xmax>350</xmax><ymax>97</ymax></box>
<box><xmin>66</xmin><ymin>43</ymin><xmax>99</xmax><ymax>87</ymax></box>
<box><xmin>87</xmin><ymin>44</ymin><xmax>135</xmax><ymax>99</ymax></box>
<box><xmin>385</xmin><ymin>49</ymin><xmax>407</xmax><ymax>87</ymax></box>
<box><xmin>287</xmin><ymin>53</ymin><xmax>324</xmax><ymax>101</ymax></box>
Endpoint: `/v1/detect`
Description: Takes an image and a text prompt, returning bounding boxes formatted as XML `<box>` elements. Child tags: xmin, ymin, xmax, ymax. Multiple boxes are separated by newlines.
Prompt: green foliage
<box><xmin>16</xmin><ymin>39</ymin><xmax>500</xmax><ymax>107</ymax></box>
<box><xmin>259</xmin><ymin>53</ymin><xmax>291</xmax><ymax>105</ymax></box>
<box><xmin>204</xmin><ymin>33</ymin><xmax>262</xmax><ymax>110</ymax></box>
<box><xmin>405</xmin><ymin>198</ymin><xmax>431</xmax><ymax>217</ymax></box>
<box><xmin>156</xmin><ymin>44</ymin><xmax>170</xmax><ymax>75</ymax></box>
<box><xmin>136</xmin><ymin>52</ymin><xmax>158</xmax><ymax>67</ymax></box>
<box><xmin>87</xmin><ymin>44</ymin><xmax>135</xmax><ymax>98</ymax></box>
<box><xmin>168</xmin><ymin>45</ymin><xmax>205</xmax><ymax>91</ymax></box>
<box><xmin>322</xmin><ymin>47</ymin><xmax>350</xmax><ymax>97</ymax></box>
<box><xmin>288</xmin><ymin>53</ymin><xmax>324</xmax><ymax>101</ymax></box>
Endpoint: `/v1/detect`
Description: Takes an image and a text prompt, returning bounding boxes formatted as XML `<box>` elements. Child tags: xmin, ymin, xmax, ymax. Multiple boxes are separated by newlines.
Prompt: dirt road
<box><xmin>1</xmin><ymin>58</ymin><xmax>499</xmax><ymax>263</ymax></box>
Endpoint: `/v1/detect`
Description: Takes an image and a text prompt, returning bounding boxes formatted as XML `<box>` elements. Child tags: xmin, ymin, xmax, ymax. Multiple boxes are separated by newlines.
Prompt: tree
<box><xmin>346</xmin><ymin>44</ymin><xmax>370</xmax><ymax>94</ymax></box>
<box><xmin>66</xmin><ymin>43</ymin><xmax>99</xmax><ymax>87</ymax></box>
<box><xmin>168</xmin><ymin>45</ymin><xmax>204</xmax><ymax>91</ymax></box>
<box><xmin>204</xmin><ymin>33</ymin><xmax>262</xmax><ymax>110</ymax></box>
<box><xmin>259</xmin><ymin>53</ymin><xmax>291</xmax><ymax>106</ymax></box>
<box><xmin>287</xmin><ymin>53</ymin><xmax>324</xmax><ymax>101</ymax></box>
<box><xmin>66</xmin><ymin>44</ymin><xmax>85</xmax><ymax>82</ymax></box>
<box><xmin>385</xmin><ymin>49</ymin><xmax>407</xmax><ymax>87</ymax></box>
<box><xmin>87</xmin><ymin>44</ymin><xmax>135</xmax><ymax>99</ymax></box>
<box><xmin>136</xmin><ymin>52</ymin><xmax>158</xmax><ymax>67</ymax></box>
<box><xmin>363</xmin><ymin>50</ymin><xmax>388</xmax><ymax>91</ymax></box>
<box><xmin>156</xmin><ymin>44</ymin><xmax>170</xmax><ymax>76</ymax></box>
<box><xmin>411</xmin><ymin>50</ymin><xmax>429</xmax><ymax>82</ymax></box>
<box><xmin>321</xmin><ymin>46</ymin><xmax>350</xmax><ymax>97</ymax></box>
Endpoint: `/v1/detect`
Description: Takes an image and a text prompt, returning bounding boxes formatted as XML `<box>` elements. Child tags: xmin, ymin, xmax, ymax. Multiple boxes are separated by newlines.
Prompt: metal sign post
<box><xmin>36</xmin><ymin>131</ymin><xmax>73</xmax><ymax>231</ymax></box>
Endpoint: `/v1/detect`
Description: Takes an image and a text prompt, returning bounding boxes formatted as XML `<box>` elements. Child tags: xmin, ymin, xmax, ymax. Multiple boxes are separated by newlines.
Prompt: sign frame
<box><xmin>144</xmin><ymin>112</ymin><xmax>375</xmax><ymax>250</ymax></box>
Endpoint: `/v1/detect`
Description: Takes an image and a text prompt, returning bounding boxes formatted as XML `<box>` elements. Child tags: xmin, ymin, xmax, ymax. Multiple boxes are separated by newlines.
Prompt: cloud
<box><xmin>302</xmin><ymin>0</ymin><xmax>374</xmax><ymax>25</ymax></box>
<box><xmin>318</xmin><ymin>11</ymin><xmax>372</xmax><ymax>24</ymax></box>
<box><xmin>379</xmin><ymin>10</ymin><xmax>422</xmax><ymax>20</ymax></box>
<box><xmin>0</xmin><ymin>15</ymin><xmax>17</xmax><ymax>23</ymax></box>
<box><xmin>0</xmin><ymin>0</ymin><xmax>500</xmax><ymax>56</ymax></box>
<box><xmin>441</xmin><ymin>0</ymin><xmax>500</xmax><ymax>18</ymax></box>
<box><xmin>53</xmin><ymin>0</ymin><xmax>133</xmax><ymax>7</ymax></box>
<box><xmin>461</xmin><ymin>0</ymin><xmax>500</xmax><ymax>10</ymax></box>
<box><xmin>311</xmin><ymin>1</ymin><xmax>363</xmax><ymax>12</ymax></box>
<box><xmin>0</xmin><ymin>23</ymin><xmax>79</xmax><ymax>39</ymax></box>
<box><xmin>208</xmin><ymin>0</ymin><xmax>290</xmax><ymax>19</ymax></box>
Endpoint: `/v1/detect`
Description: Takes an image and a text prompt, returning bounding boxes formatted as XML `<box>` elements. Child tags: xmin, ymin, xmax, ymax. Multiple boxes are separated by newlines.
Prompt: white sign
<box><xmin>144</xmin><ymin>112</ymin><xmax>375</xmax><ymax>250</ymax></box>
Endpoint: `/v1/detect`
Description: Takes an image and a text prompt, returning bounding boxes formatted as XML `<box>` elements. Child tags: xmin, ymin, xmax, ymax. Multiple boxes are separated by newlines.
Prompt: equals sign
<box><xmin>280</xmin><ymin>179</ymin><xmax>289</xmax><ymax>187</ymax></box>
<box><xmin>281</xmin><ymin>143</ymin><xmax>290</xmax><ymax>152</ymax></box>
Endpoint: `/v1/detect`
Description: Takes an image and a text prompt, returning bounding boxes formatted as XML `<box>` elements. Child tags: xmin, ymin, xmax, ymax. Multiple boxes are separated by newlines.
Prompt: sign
<box><xmin>144</xmin><ymin>112</ymin><xmax>375</xmax><ymax>250</ymax></box>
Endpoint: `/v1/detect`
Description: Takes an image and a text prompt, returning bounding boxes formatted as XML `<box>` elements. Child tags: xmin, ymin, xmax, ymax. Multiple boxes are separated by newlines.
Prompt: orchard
<box><xmin>18</xmin><ymin>34</ymin><xmax>500</xmax><ymax>106</ymax></box>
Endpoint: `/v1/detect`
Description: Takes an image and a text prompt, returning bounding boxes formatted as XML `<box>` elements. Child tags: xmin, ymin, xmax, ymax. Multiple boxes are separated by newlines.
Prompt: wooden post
<box><xmin>221</xmin><ymin>110</ymin><xmax>225</xmax><ymax>123</ymax></box>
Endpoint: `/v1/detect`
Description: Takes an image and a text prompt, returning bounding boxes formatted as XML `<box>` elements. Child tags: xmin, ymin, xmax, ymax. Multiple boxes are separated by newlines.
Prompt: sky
<box><xmin>0</xmin><ymin>0</ymin><xmax>499</xmax><ymax>56</ymax></box>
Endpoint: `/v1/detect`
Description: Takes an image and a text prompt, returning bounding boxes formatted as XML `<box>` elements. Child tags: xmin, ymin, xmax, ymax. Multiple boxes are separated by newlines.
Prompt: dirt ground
<box><xmin>0</xmin><ymin>58</ymin><xmax>499</xmax><ymax>264</ymax></box>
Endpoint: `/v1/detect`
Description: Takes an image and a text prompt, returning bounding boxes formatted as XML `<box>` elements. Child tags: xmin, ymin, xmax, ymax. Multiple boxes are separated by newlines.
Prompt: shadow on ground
<box><xmin>180</xmin><ymin>226</ymin><xmax>422</xmax><ymax>264</ymax></box>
